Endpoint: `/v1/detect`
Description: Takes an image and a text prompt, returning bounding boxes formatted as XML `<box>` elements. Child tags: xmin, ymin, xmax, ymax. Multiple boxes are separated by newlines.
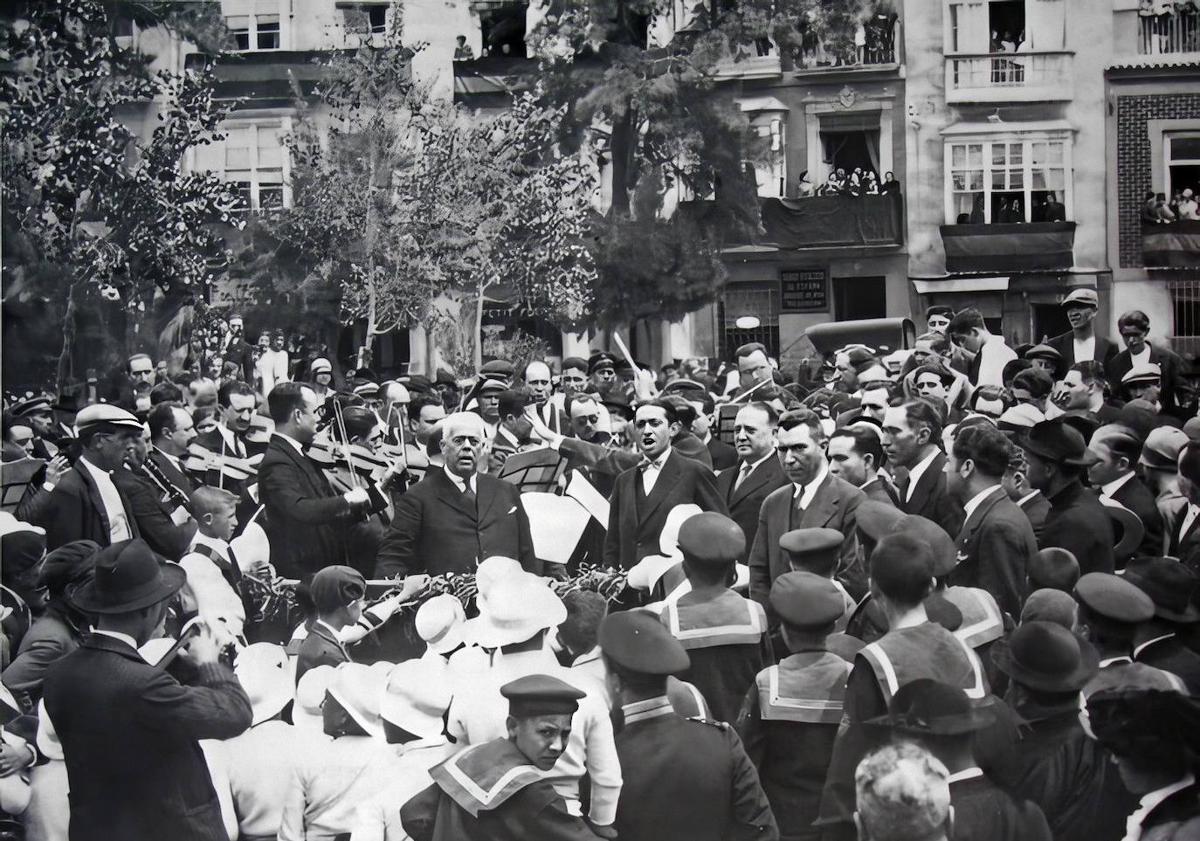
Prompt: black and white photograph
<box><xmin>2</xmin><ymin>0</ymin><xmax>1200</xmax><ymax>838</ymax></box>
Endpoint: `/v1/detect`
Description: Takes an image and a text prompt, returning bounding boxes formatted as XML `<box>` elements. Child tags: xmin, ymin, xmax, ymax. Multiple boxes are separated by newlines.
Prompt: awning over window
<box><xmin>737</xmin><ymin>96</ymin><xmax>789</xmax><ymax>113</ymax></box>
<box><xmin>940</xmin><ymin>119</ymin><xmax>1075</xmax><ymax>137</ymax></box>
<box><xmin>1144</xmin><ymin>221</ymin><xmax>1200</xmax><ymax>269</ymax></box>
<box><xmin>911</xmin><ymin>276</ymin><xmax>1010</xmax><ymax>294</ymax></box>
<box><xmin>940</xmin><ymin>222</ymin><xmax>1076</xmax><ymax>272</ymax></box>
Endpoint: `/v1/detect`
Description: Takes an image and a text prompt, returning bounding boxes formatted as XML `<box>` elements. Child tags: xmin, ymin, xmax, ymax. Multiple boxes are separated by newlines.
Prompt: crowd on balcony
<box><xmin>1144</xmin><ymin>188</ymin><xmax>1200</xmax><ymax>224</ymax></box>
<box><xmin>1139</xmin><ymin>0</ymin><xmax>1200</xmax><ymax>54</ymax></box>
<box><xmin>797</xmin><ymin>168</ymin><xmax>900</xmax><ymax>198</ymax></box>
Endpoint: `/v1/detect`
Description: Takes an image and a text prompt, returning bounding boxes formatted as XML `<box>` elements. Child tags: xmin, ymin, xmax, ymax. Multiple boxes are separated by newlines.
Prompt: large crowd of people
<box><xmin>1</xmin><ymin>290</ymin><xmax>1200</xmax><ymax>841</ymax></box>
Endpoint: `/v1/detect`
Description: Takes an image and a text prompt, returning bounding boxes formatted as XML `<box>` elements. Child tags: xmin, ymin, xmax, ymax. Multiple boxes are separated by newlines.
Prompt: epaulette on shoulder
<box><xmin>687</xmin><ymin>716</ymin><xmax>730</xmax><ymax>731</ymax></box>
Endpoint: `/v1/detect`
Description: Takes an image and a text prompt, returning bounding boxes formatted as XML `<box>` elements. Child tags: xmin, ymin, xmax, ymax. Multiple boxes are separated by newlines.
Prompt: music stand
<box><xmin>1</xmin><ymin>457</ymin><xmax>44</xmax><ymax>514</ymax></box>
<box><xmin>498</xmin><ymin>447</ymin><xmax>566</xmax><ymax>493</ymax></box>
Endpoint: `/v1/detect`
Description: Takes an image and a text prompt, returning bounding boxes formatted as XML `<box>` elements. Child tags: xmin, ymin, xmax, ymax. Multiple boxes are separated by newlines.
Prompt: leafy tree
<box><xmin>1</xmin><ymin>0</ymin><xmax>239</xmax><ymax>392</ymax></box>
<box><xmin>248</xmin><ymin>42</ymin><xmax>597</xmax><ymax>373</ymax></box>
<box><xmin>525</xmin><ymin>0</ymin><xmax>884</xmax><ymax>328</ymax></box>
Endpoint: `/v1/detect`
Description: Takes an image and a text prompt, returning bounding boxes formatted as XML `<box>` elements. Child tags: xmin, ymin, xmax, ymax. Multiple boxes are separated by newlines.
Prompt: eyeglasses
<box><xmin>574</xmin><ymin>414</ymin><xmax>600</xmax><ymax>424</ymax></box>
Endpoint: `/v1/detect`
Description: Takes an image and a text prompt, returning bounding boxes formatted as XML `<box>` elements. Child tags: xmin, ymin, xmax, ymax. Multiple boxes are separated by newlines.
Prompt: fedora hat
<box><xmin>991</xmin><ymin>620</ymin><xmax>1099</xmax><ymax>693</ymax></box>
<box><xmin>235</xmin><ymin>643</ymin><xmax>295</xmax><ymax>727</ymax></box>
<box><xmin>466</xmin><ymin>574</ymin><xmax>567</xmax><ymax>649</ymax></box>
<box><xmin>69</xmin><ymin>539</ymin><xmax>185</xmax><ymax>614</ymax></box>
<box><xmin>415</xmin><ymin>594</ymin><xmax>467</xmax><ymax>655</ymax></box>
<box><xmin>380</xmin><ymin>659</ymin><xmax>452</xmax><ymax>738</ymax></box>
<box><xmin>1097</xmin><ymin>497</ymin><xmax>1145</xmax><ymax>560</ymax></box>
<box><xmin>1123</xmin><ymin>558</ymin><xmax>1200</xmax><ymax>624</ymax></box>
<box><xmin>1018</xmin><ymin>418</ymin><xmax>1099</xmax><ymax>468</ymax></box>
<box><xmin>865</xmin><ymin>678</ymin><xmax>994</xmax><ymax>735</ymax></box>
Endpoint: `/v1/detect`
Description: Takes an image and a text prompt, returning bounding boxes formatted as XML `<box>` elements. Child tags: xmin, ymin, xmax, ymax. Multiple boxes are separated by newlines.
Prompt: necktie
<box><xmin>733</xmin><ymin>462</ymin><xmax>752</xmax><ymax>491</ymax></box>
<box><xmin>463</xmin><ymin>482</ymin><xmax>477</xmax><ymax>508</ymax></box>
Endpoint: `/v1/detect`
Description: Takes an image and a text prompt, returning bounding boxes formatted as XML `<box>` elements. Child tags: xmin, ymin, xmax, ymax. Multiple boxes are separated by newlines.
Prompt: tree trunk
<box><xmin>361</xmin><ymin>134</ymin><xmax>386</xmax><ymax>364</ymax></box>
<box><xmin>55</xmin><ymin>280</ymin><xmax>81</xmax><ymax>393</ymax></box>
<box><xmin>473</xmin><ymin>282</ymin><xmax>485</xmax><ymax>371</ymax></box>
<box><xmin>609</xmin><ymin>105</ymin><xmax>636</xmax><ymax>217</ymax></box>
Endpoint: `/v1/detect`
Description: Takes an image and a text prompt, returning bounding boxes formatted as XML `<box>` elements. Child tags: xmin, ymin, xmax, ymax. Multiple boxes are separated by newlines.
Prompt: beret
<box><xmin>677</xmin><ymin>512</ymin><xmax>745</xmax><ymax>565</ymax></box>
<box><xmin>769</xmin><ymin>572</ymin><xmax>845</xmax><ymax>629</ymax></box>
<box><xmin>599</xmin><ymin>610</ymin><xmax>689</xmax><ymax>675</ymax></box>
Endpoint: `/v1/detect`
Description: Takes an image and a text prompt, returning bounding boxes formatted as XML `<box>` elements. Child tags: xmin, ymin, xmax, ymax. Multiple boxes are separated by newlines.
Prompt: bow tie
<box><xmin>639</xmin><ymin>458</ymin><xmax>665</xmax><ymax>471</ymax></box>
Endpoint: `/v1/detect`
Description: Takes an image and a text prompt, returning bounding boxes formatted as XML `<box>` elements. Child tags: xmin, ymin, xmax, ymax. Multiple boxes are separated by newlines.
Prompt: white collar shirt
<box><xmin>736</xmin><ymin>451</ymin><xmax>776</xmax><ymax>488</ymax></box>
<box><xmin>963</xmin><ymin>485</ymin><xmax>1002</xmax><ymax>522</ymax></box>
<box><xmin>1101</xmin><ymin>471</ymin><xmax>1137</xmax><ymax>499</ymax></box>
<box><xmin>442</xmin><ymin>466</ymin><xmax>477</xmax><ymax>496</ymax></box>
<box><xmin>793</xmin><ymin>462</ymin><xmax>829</xmax><ymax>509</ymax></box>
<box><xmin>90</xmin><ymin>628</ymin><xmax>139</xmax><ymax>651</ymax></box>
<box><xmin>642</xmin><ymin>450</ymin><xmax>671</xmax><ymax>496</ymax></box>
<box><xmin>153</xmin><ymin>446</ymin><xmax>183</xmax><ymax>472</ymax></box>
<box><xmin>1122</xmin><ymin>774</ymin><xmax>1195</xmax><ymax>841</ymax></box>
<box><xmin>273</xmin><ymin>431</ymin><xmax>304</xmax><ymax>456</ymax></box>
<box><xmin>904</xmin><ymin>449</ymin><xmax>941</xmax><ymax>503</ymax></box>
<box><xmin>79</xmin><ymin>455</ymin><xmax>132</xmax><ymax>543</ymax></box>
<box><xmin>1133</xmin><ymin>633</ymin><xmax>1177</xmax><ymax>659</ymax></box>
<box><xmin>1130</xmin><ymin>345</ymin><xmax>1152</xmax><ymax>367</ymax></box>
<box><xmin>1180</xmin><ymin>503</ymin><xmax>1200</xmax><ymax>543</ymax></box>
<box><xmin>1073</xmin><ymin>334</ymin><xmax>1097</xmax><ymax>365</ymax></box>
<box><xmin>977</xmin><ymin>336</ymin><xmax>1017</xmax><ymax>388</ymax></box>
<box><xmin>946</xmin><ymin>767</ymin><xmax>986</xmax><ymax>785</ymax></box>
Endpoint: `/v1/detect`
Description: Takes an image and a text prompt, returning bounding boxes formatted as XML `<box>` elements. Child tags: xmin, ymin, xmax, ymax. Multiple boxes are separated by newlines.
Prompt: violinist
<box><xmin>195</xmin><ymin>381</ymin><xmax>263</xmax><ymax>461</ymax></box>
<box><xmin>147</xmin><ymin>402</ymin><xmax>197</xmax><ymax>497</ymax></box>
<box><xmin>327</xmin><ymin>405</ymin><xmax>406</xmax><ymax>569</ymax></box>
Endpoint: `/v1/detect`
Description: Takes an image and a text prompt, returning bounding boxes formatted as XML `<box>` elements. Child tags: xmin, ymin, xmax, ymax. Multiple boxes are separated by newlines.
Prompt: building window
<box><xmin>947</xmin><ymin>136</ymin><xmax>1070</xmax><ymax>224</ymax></box>
<box><xmin>1140</xmin><ymin>3</ymin><xmax>1200</xmax><ymax>55</ymax></box>
<box><xmin>1170</xmin><ymin>281</ymin><xmax>1200</xmax><ymax>348</ymax></box>
<box><xmin>718</xmin><ymin>283</ymin><xmax>780</xmax><ymax>360</ymax></box>
<box><xmin>226</xmin><ymin>13</ymin><xmax>281</xmax><ymax>52</ymax></box>
<box><xmin>947</xmin><ymin>0</ymin><xmax>1064</xmax><ymax>53</ymax></box>
<box><xmin>342</xmin><ymin>4</ymin><xmax>388</xmax><ymax>37</ymax></box>
<box><xmin>1166</xmin><ymin>132</ymin><xmax>1200</xmax><ymax>202</ymax></box>
<box><xmin>477</xmin><ymin>2</ymin><xmax>528</xmax><ymax>58</ymax></box>
<box><xmin>223</xmin><ymin>124</ymin><xmax>287</xmax><ymax>213</ymax></box>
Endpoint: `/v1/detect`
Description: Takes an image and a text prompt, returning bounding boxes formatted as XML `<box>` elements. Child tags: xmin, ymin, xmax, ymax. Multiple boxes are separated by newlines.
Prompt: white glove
<box><xmin>343</xmin><ymin>487</ymin><xmax>370</xmax><ymax>505</ymax></box>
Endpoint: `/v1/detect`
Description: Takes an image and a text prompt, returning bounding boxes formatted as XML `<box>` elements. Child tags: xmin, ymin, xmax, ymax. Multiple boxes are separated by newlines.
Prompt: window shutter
<box><xmin>1027</xmin><ymin>0</ymin><xmax>1066</xmax><ymax>51</ymax></box>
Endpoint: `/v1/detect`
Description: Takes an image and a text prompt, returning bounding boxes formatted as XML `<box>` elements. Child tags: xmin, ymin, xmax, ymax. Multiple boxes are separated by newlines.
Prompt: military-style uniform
<box><xmin>400</xmin><ymin>739</ymin><xmax>604</xmax><ymax>841</ymax></box>
<box><xmin>737</xmin><ymin>570</ymin><xmax>852</xmax><ymax>841</ymax></box>
<box><xmin>737</xmin><ymin>647</ymin><xmax>850</xmax><ymax>841</ymax></box>
<box><xmin>614</xmin><ymin>697</ymin><xmax>778</xmax><ymax>841</ymax></box>
<box><xmin>657</xmin><ymin>590</ymin><xmax>773</xmax><ymax>723</ymax></box>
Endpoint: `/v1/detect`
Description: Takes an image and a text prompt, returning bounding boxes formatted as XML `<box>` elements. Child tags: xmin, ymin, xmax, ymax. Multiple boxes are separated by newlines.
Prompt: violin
<box><xmin>183</xmin><ymin>442</ymin><xmax>258</xmax><ymax>484</ymax></box>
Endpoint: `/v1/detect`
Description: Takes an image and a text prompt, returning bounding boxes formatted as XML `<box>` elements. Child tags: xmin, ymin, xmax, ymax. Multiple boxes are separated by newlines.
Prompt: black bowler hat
<box><xmin>1123</xmin><ymin>558</ymin><xmax>1200</xmax><ymax>624</ymax></box>
<box><xmin>70</xmin><ymin>539</ymin><xmax>185</xmax><ymax>614</ymax></box>
<box><xmin>991</xmin><ymin>620</ymin><xmax>1099</xmax><ymax>693</ymax></box>
<box><xmin>866</xmin><ymin>679</ymin><xmax>994</xmax><ymax>735</ymax></box>
<box><xmin>1019</xmin><ymin>418</ymin><xmax>1099</xmax><ymax>468</ymax></box>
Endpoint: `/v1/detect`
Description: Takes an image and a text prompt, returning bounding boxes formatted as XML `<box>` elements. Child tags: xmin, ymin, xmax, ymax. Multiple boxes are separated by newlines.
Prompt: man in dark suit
<box><xmin>113</xmin><ymin>424</ymin><xmax>195</xmax><ymax>561</ymax></box>
<box><xmin>947</xmin><ymin>424</ymin><xmax>1037</xmax><ymax>619</ymax></box>
<box><xmin>747</xmin><ymin>409</ymin><xmax>864</xmax><ymax>633</ymax></box>
<box><xmin>376</xmin><ymin>411</ymin><xmax>538</xmax><ymax>578</ymax></box>
<box><xmin>1108</xmin><ymin>310</ymin><xmax>1185</xmax><ymax>417</ymax></box>
<box><xmin>827</xmin><ymin>425</ymin><xmax>899</xmax><ymax>506</ymax></box>
<box><xmin>523</xmin><ymin>360</ymin><xmax>570</xmax><ymax>436</ymax></box>
<box><xmin>223</xmin><ymin>315</ymin><xmax>256</xmax><ymax>385</ymax></box>
<box><xmin>1045</xmin><ymin>288</ymin><xmax>1119</xmax><ymax>372</ymax></box>
<box><xmin>882</xmin><ymin>400</ymin><xmax>963</xmax><ymax>537</ymax></box>
<box><xmin>1172</xmin><ymin>443</ymin><xmax>1200</xmax><ymax>568</ymax></box>
<box><xmin>1020</xmin><ymin>418</ymin><xmax>1115</xmax><ymax>575</ymax></box>
<box><xmin>192</xmin><ymin>380</ymin><xmax>263</xmax><ymax>462</ymax></box>
<box><xmin>604</xmin><ymin>400</ymin><xmax>727</xmax><ymax>570</ymax></box>
<box><xmin>715</xmin><ymin>402</ymin><xmax>788</xmax><ymax>556</ymax></box>
<box><xmin>42</xmin><ymin>539</ymin><xmax>252</xmax><ymax>841</ymax></box>
<box><xmin>147</xmin><ymin>402</ymin><xmax>197</xmax><ymax>498</ymax></box>
<box><xmin>258</xmin><ymin>382</ymin><xmax>384</xmax><ymax>578</ymax></box>
<box><xmin>34</xmin><ymin>404</ymin><xmax>143</xmax><ymax>551</ymax></box>
<box><xmin>1088</xmin><ymin>424</ymin><xmax>1164</xmax><ymax>561</ymax></box>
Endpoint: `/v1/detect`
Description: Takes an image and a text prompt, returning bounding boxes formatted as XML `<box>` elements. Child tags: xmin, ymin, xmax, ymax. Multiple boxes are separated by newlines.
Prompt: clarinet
<box><xmin>140</xmin><ymin>455</ymin><xmax>191</xmax><ymax>512</ymax></box>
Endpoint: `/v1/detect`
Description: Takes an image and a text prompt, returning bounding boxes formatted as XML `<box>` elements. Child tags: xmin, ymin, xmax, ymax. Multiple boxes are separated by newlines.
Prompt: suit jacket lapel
<box><xmin>959</xmin><ymin>487</ymin><xmax>1005</xmax><ymax>542</ymax></box>
<box><xmin>800</xmin><ymin>474</ymin><xmax>840</xmax><ymax>528</ymax></box>
<box><xmin>730</xmin><ymin>459</ymin><xmax>774</xmax><ymax>507</ymax></box>
<box><xmin>477</xmin><ymin>478</ymin><xmax>498</xmax><ymax>524</ymax></box>
<box><xmin>74</xmin><ymin>465</ymin><xmax>117</xmax><ymax>541</ymax></box>
<box><xmin>906</xmin><ymin>452</ymin><xmax>944</xmax><ymax>514</ymax></box>
<box><xmin>434</xmin><ymin>469</ymin><xmax>477</xmax><ymax>519</ymax></box>
<box><xmin>640</xmin><ymin>452</ymin><xmax>683</xmax><ymax>526</ymax></box>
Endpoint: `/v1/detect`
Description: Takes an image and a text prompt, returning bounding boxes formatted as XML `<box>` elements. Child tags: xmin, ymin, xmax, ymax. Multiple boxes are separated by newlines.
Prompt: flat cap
<box><xmin>74</xmin><ymin>403</ymin><xmax>143</xmax><ymax>434</ymax></box>
<box><xmin>780</xmin><ymin>528</ymin><xmax>843</xmax><ymax>571</ymax></box>
<box><xmin>309</xmin><ymin>565</ymin><xmax>366</xmax><ymax>614</ymax></box>
<box><xmin>1122</xmin><ymin>363</ymin><xmax>1162</xmax><ymax>386</ymax></box>
<box><xmin>1061</xmin><ymin>288</ymin><xmax>1099</xmax><ymax>308</ymax></box>
<box><xmin>1024</xmin><ymin>344</ymin><xmax>1062</xmax><ymax>362</ymax></box>
<box><xmin>599</xmin><ymin>610</ymin><xmax>689</xmax><ymax>675</ymax></box>
<box><xmin>309</xmin><ymin>358</ymin><xmax>332</xmax><ymax>375</ymax></box>
<box><xmin>770</xmin><ymin>572</ymin><xmax>845</xmax><ymax>629</ymax></box>
<box><xmin>480</xmin><ymin>359</ymin><xmax>514</xmax><ymax>377</ymax></box>
<box><xmin>478</xmin><ymin>378</ymin><xmax>507</xmax><ymax>394</ymax></box>
<box><xmin>677</xmin><ymin>512</ymin><xmax>745</xmax><ymax>565</ymax></box>
<box><xmin>500</xmin><ymin>674</ymin><xmax>586</xmax><ymax>717</ymax></box>
<box><xmin>1020</xmin><ymin>588</ymin><xmax>1079</xmax><ymax>630</ymax></box>
<box><xmin>1074</xmin><ymin>572</ymin><xmax>1155</xmax><ymax>624</ymax></box>
<box><xmin>1140</xmin><ymin>427</ymin><xmax>1189</xmax><ymax>470</ymax></box>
